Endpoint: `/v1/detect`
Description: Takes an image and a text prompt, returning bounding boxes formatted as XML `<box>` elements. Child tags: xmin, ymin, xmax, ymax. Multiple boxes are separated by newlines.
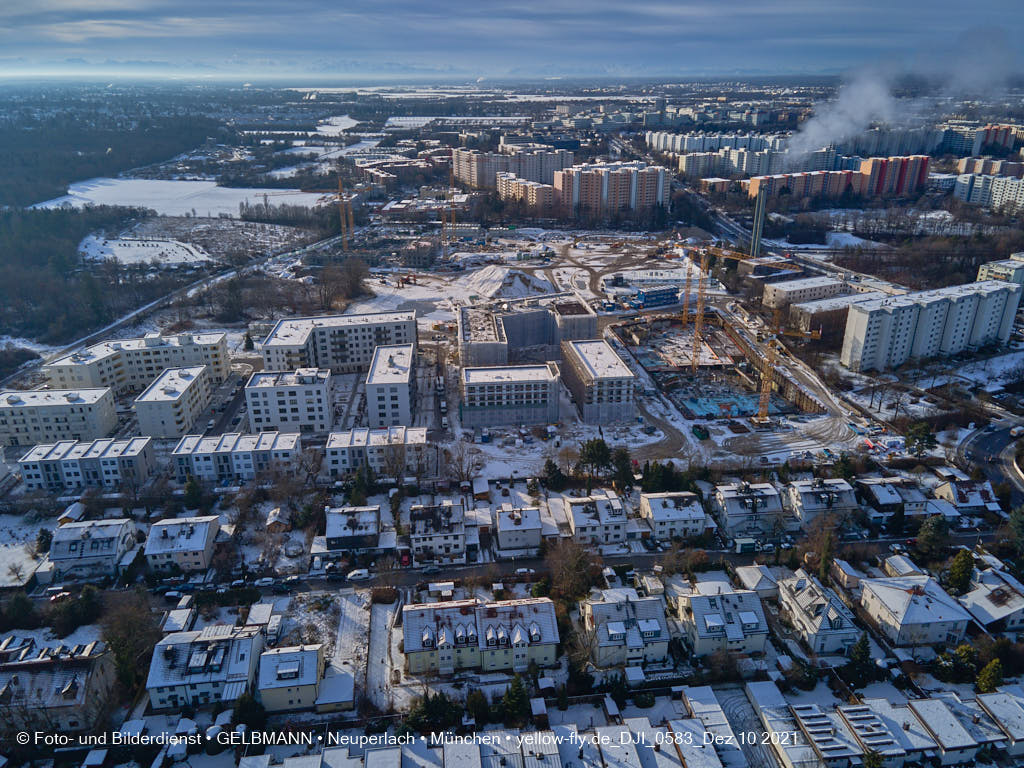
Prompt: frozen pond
<box><xmin>34</xmin><ymin>178</ymin><xmax>328</xmax><ymax>218</ymax></box>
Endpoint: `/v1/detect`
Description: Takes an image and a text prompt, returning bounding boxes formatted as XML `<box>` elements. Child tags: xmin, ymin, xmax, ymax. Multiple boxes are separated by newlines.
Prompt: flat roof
<box><xmin>854</xmin><ymin>279</ymin><xmax>1020</xmax><ymax>314</ymax></box>
<box><xmin>366</xmin><ymin>345</ymin><xmax>415</xmax><ymax>385</ymax></box>
<box><xmin>462</xmin><ymin>365</ymin><xmax>556</xmax><ymax>384</ymax></box>
<box><xmin>566</xmin><ymin>339</ymin><xmax>633</xmax><ymax>380</ymax></box>
<box><xmin>1</xmin><ymin>388</ymin><xmax>110</xmax><ymax>408</ymax></box>
<box><xmin>135</xmin><ymin>366</ymin><xmax>207</xmax><ymax>403</ymax></box>
<box><xmin>262</xmin><ymin>312</ymin><xmax>416</xmax><ymax>348</ymax></box>
<box><xmin>19</xmin><ymin>436</ymin><xmax>151</xmax><ymax>463</ymax></box>
<box><xmin>246</xmin><ymin>368</ymin><xmax>330</xmax><ymax>388</ymax></box>
<box><xmin>172</xmin><ymin>432</ymin><xmax>300</xmax><ymax>456</ymax></box>
<box><xmin>791</xmin><ymin>291</ymin><xmax>887</xmax><ymax>313</ymax></box>
<box><xmin>326</xmin><ymin>426</ymin><xmax>428</xmax><ymax>449</ymax></box>
<box><xmin>47</xmin><ymin>332</ymin><xmax>225</xmax><ymax>368</ymax></box>
<box><xmin>766</xmin><ymin>276</ymin><xmax>842</xmax><ymax>292</ymax></box>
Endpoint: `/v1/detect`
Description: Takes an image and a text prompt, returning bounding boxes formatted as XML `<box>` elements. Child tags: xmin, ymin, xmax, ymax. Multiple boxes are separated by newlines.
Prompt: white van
<box><xmin>346</xmin><ymin>569</ymin><xmax>371</xmax><ymax>581</ymax></box>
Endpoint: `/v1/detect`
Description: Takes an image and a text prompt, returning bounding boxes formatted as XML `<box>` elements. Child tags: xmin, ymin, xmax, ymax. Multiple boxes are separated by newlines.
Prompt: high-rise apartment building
<box><xmin>840</xmin><ymin>281</ymin><xmax>1022</xmax><ymax>372</ymax></box>
<box><xmin>553</xmin><ymin>161</ymin><xmax>667</xmax><ymax>217</ymax></box>
<box><xmin>452</xmin><ymin>146</ymin><xmax>573</xmax><ymax>188</ymax></box>
<box><xmin>134</xmin><ymin>366</ymin><xmax>212</xmax><ymax>439</ymax></box>
<box><xmin>747</xmin><ymin>155</ymin><xmax>930</xmax><ymax>200</ymax></box>
<box><xmin>366</xmin><ymin>344</ymin><xmax>415</xmax><ymax>428</ymax></box>
<box><xmin>495</xmin><ymin>173</ymin><xmax>556</xmax><ymax>214</ymax></box>
<box><xmin>260</xmin><ymin>312</ymin><xmax>417</xmax><ymax>374</ymax></box>
<box><xmin>459</xmin><ymin>364</ymin><xmax>560</xmax><ymax>428</ymax></box>
<box><xmin>560</xmin><ymin>340</ymin><xmax>636</xmax><ymax>424</ymax></box>
<box><xmin>245</xmin><ymin>368</ymin><xmax>333</xmax><ymax>433</ymax></box>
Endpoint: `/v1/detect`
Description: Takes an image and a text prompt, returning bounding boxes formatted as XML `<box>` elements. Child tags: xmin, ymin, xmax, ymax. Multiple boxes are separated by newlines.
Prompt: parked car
<box><xmin>422</xmin><ymin>566</ymin><xmax>441</xmax><ymax>575</ymax></box>
<box><xmin>253</xmin><ymin>577</ymin><xmax>275</xmax><ymax>588</ymax></box>
<box><xmin>164</xmin><ymin>591</ymin><xmax>183</xmax><ymax>602</ymax></box>
<box><xmin>347</xmin><ymin>569</ymin><xmax>371</xmax><ymax>581</ymax></box>
<box><xmin>271</xmin><ymin>583</ymin><xmax>289</xmax><ymax>594</ymax></box>
<box><xmin>514</xmin><ymin>568</ymin><xmax>535</xmax><ymax>576</ymax></box>
<box><xmin>230</xmin><ymin>579</ymin><xmax>247</xmax><ymax>589</ymax></box>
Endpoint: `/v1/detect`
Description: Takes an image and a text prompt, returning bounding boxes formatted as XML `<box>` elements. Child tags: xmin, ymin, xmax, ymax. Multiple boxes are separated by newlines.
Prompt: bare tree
<box><xmin>447</xmin><ymin>442</ymin><xmax>480</xmax><ymax>484</ymax></box>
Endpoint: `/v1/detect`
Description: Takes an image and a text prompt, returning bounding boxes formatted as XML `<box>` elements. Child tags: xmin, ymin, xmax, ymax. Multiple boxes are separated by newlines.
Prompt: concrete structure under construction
<box><xmin>457</xmin><ymin>293</ymin><xmax>598</xmax><ymax>367</ymax></box>
<box><xmin>459</xmin><ymin>364</ymin><xmax>559</xmax><ymax>428</ymax></box>
<box><xmin>560</xmin><ymin>340</ymin><xmax>636</xmax><ymax>424</ymax></box>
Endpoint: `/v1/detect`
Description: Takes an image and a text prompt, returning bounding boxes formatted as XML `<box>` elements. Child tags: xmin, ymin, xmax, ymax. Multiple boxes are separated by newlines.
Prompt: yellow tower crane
<box><xmin>690</xmin><ymin>249</ymin><xmax>709</xmax><ymax>373</ymax></box>
<box><xmin>754</xmin><ymin>307</ymin><xmax>784</xmax><ymax>425</ymax></box>
<box><xmin>680</xmin><ymin>259</ymin><xmax>692</xmax><ymax>329</ymax></box>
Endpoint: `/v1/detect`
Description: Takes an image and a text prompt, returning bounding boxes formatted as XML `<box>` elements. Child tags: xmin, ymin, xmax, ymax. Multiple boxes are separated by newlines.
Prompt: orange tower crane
<box><xmin>690</xmin><ymin>249</ymin><xmax>709</xmax><ymax>373</ymax></box>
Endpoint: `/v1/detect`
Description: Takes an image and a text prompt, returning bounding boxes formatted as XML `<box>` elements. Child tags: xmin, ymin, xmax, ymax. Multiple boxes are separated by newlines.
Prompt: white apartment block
<box><xmin>245</xmin><ymin>368</ymin><xmax>332</xmax><ymax>433</ymax></box>
<box><xmin>566</xmin><ymin>490</ymin><xmax>628</xmax><ymax>545</ymax></box>
<box><xmin>977</xmin><ymin>253</ymin><xmax>1024</xmax><ymax>285</ymax></box>
<box><xmin>460</xmin><ymin>364</ymin><xmax>560</xmax><ymax>428</ymax></box>
<box><xmin>453</xmin><ymin>146</ymin><xmax>573</xmax><ymax>188</ymax></box>
<box><xmin>409</xmin><ymin>500</ymin><xmax>466</xmax><ymax>564</ymax></box>
<box><xmin>494</xmin><ymin>505</ymin><xmax>542</xmax><ymax>552</ymax></box>
<box><xmin>260</xmin><ymin>312</ymin><xmax>417</xmax><ymax>374</ymax></box>
<box><xmin>325</xmin><ymin>426</ymin><xmax>433</xmax><ymax>478</ymax></box>
<box><xmin>639</xmin><ymin>492</ymin><xmax>709</xmax><ymax>541</ymax></box>
<box><xmin>366</xmin><ymin>344</ymin><xmax>415</xmax><ymax>429</ymax></box>
<box><xmin>144</xmin><ymin>515</ymin><xmax>221</xmax><ymax>573</ymax></box>
<box><xmin>859</xmin><ymin>575</ymin><xmax>971</xmax><ymax>647</ymax></box>
<box><xmin>0</xmin><ymin>388</ymin><xmax>117</xmax><ymax>447</ymax></box>
<box><xmin>402</xmin><ymin>598</ymin><xmax>559</xmax><ymax>675</ymax></box>
<box><xmin>778</xmin><ymin>569</ymin><xmax>860</xmax><ymax>655</ymax></box>
<box><xmin>841</xmin><ymin>280</ymin><xmax>1022</xmax><ymax>372</ymax></box>
<box><xmin>560</xmin><ymin>340</ymin><xmax>636</xmax><ymax>424</ymax></box>
<box><xmin>762</xmin><ymin>277</ymin><xmax>843</xmax><ymax>309</ymax></box>
<box><xmin>48</xmin><ymin>518</ymin><xmax>139</xmax><ymax>582</ymax></box>
<box><xmin>147</xmin><ymin>625</ymin><xmax>264</xmax><ymax>711</ymax></box>
<box><xmin>19</xmin><ymin>437</ymin><xmax>154</xmax><ymax>492</ymax></box>
<box><xmin>784</xmin><ymin>478</ymin><xmax>858</xmax><ymax>525</ymax></box>
<box><xmin>171</xmin><ymin>432</ymin><xmax>302</xmax><ymax>484</ymax></box>
<box><xmin>44</xmin><ymin>332</ymin><xmax>228</xmax><ymax>395</ymax></box>
<box><xmin>134</xmin><ymin>366</ymin><xmax>212</xmax><ymax>439</ymax></box>
<box><xmin>711</xmin><ymin>482</ymin><xmax>784</xmax><ymax>538</ymax></box>
<box><xmin>257</xmin><ymin>644</ymin><xmax>325</xmax><ymax>713</ymax></box>
<box><xmin>581</xmin><ymin>588</ymin><xmax>669</xmax><ymax>668</ymax></box>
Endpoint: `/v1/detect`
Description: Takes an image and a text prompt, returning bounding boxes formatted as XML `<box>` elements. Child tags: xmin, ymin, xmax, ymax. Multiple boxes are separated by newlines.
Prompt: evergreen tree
<box><xmin>466</xmin><ymin>689</ymin><xmax>490</xmax><ymax>725</ymax></box>
<box><xmin>917</xmin><ymin>515</ymin><xmax>950</xmax><ymax>558</ymax></box>
<box><xmin>36</xmin><ymin>528</ymin><xmax>53</xmax><ymax>553</ymax></box>
<box><xmin>863</xmin><ymin>750</ymin><xmax>884</xmax><ymax>768</ymax></box>
<box><xmin>542</xmin><ymin>458</ymin><xmax>567</xmax><ymax>491</ymax></box>
<box><xmin>947</xmin><ymin>549</ymin><xmax>974</xmax><ymax>595</ymax></box>
<box><xmin>888</xmin><ymin>503</ymin><xmax>905</xmax><ymax>535</ymax></box>
<box><xmin>978</xmin><ymin>658</ymin><xmax>1004</xmax><ymax>693</ymax></box>
<box><xmin>818</xmin><ymin>531</ymin><xmax>834</xmax><ymax>584</ymax></box>
<box><xmin>243</xmin><ymin>332</ymin><xmax>254</xmax><ymax>351</ymax></box>
<box><xmin>183</xmin><ymin>475</ymin><xmax>202</xmax><ymax>509</ymax></box>
<box><xmin>233</xmin><ymin>692</ymin><xmax>267</xmax><ymax>729</ymax></box>
<box><xmin>502</xmin><ymin>674</ymin><xmax>530</xmax><ymax>724</ymax></box>
<box><xmin>845</xmin><ymin>633</ymin><xmax>873</xmax><ymax>687</ymax></box>
<box><xmin>611</xmin><ymin>446</ymin><xmax>633</xmax><ymax>488</ymax></box>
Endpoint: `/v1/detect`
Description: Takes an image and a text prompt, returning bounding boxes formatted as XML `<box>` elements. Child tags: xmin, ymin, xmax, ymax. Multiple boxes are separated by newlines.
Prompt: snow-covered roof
<box><xmin>50</xmin><ymin>519</ymin><xmax>134</xmax><ymax>562</ymax></box>
<box><xmin>745</xmin><ymin>682</ymin><xmax>819</xmax><ymax>768</ymax></box>
<box><xmin>327</xmin><ymin>426</ymin><xmax>428</xmax><ymax>449</ymax></box>
<box><xmin>462</xmin><ymin>365</ymin><xmax>557</xmax><ymax>385</ymax></box>
<box><xmin>884</xmin><ymin>554</ymin><xmax>922</xmax><ymax>576</ymax></box>
<box><xmin>567</xmin><ymin>490</ymin><xmax>626</xmax><ymax>529</ymax></box>
<box><xmin>495</xmin><ymin>505</ymin><xmax>541</xmax><ymax>533</ymax></box>
<box><xmin>931</xmin><ymin>692</ymin><xmax>1005</xmax><ymax>747</ymax></box>
<box><xmin>144</xmin><ymin>516</ymin><xmax>219</xmax><ymax>556</ymax></box>
<box><xmin>907</xmin><ymin>698</ymin><xmax>978</xmax><ymax>752</ymax></box>
<box><xmin>977</xmin><ymin>689</ymin><xmax>1024</xmax><ymax>743</ymax></box>
<box><xmin>564</xmin><ymin>339</ymin><xmax>634</xmax><ymax>381</ymax></box>
<box><xmin>47</xmin><ymin>332</ymin><xmax>225</xmax><ymax>368</ymax></box>
<box><xmin>786</xmin><ymin>478</ymin><xmax>855</xmax><ymax>511</ymax></box>
<box><xmin>1</xmin><ymin>388</ymin><xmax>110</xmax><ymax>408</ymax></box>
<box><xmin>860</xmin><ymin>575</ymin><xmax>971</xmax><ymax>628</ymax></box>
<box><xmin>687</xmin><ymin>590</ymin><xmax>767</xmax><ymax>641</ymax></box>
<box><xmin>836</xmin><ymin>704</ymin><xmax>907</xmax><ymax>759</ymax></box>
<box><xmin>734</xmin><ymin>565</ymin><xmax>780</xmax><ymax>594</ymax></box>
<box><xmin>134</xmin><ymin>366</ymin><xmax>206</xmax><ymax>403</ymax></box>
<box><xmin>962</xmin><ymin>568</ymin><xmax>1024</xmax><ymax>626</ymax></box>
<box><xmin>20</xmin><ymin>437</ymin><xmax>151</xmax><ymax>464</ymax></box>
<box><xmin>246</xmin><ymin>368</ymin><xmax>330</xmax><ymax>389</ymax></box>
<box><xmin>172</xmin><ymin>432</ymin><xmax>300</xmax><ymax>457</ymax></box>
<box><xmin>790</xmin><ymin>703</ymin><xmax>863</xmax><ymax>762</ymax></box>
<box><xmin>585</xmin><ymin>589</ymin><xmax>668</xmax><ymax>649</ymax></box>
<box><xmin>778</xmin><ymin>569</ymin><xmax>857</xmax><ymax>636</ymax></box>
<box><xmin>262</xmin><ymin>312</ymin><xmax>416</xmax><ymax>348</ymax></box>
<box><xmin>640</xmin><ymin>492</ymin><xmax>704</xmax><ymax>523</ymax></box>
<box><xmin>325</xmin><ymin>506</ymin><xmax>380</xmax><ymax>539</ymax></box>
<box><xmin>257</xmin><ymin>645</ymin><xmax>322</xmax><ymax>691</ymax></box>
<box><xmin>859</xmin><ymin>697</ymin><xmax>937</xmax><ymax>755</ymax></box>
<box><xmin>146</xmin><ymin>625</ymin><xmax>261</xmax><ymax>693</ymax></box>
<box><xmin>402</xmin><ymin>598</ymin><xmax>558</xmax><ymax>655</ymax></box>
<box><xmin>366</xmin><ymin>344</ymin><xmax>415</xmax><ymax>385</ymax></box>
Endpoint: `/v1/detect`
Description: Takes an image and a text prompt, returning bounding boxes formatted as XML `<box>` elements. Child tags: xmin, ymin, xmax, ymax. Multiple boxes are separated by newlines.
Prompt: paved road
<box><xmin>960</xmin><ymin>423</ymin><xmax>1024</xmax><ymax>507</ymax></box>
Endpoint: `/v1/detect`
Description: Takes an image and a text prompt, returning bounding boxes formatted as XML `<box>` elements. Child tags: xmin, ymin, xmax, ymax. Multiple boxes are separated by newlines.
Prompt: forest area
<box><xmin>0</xmin><ymin>207</ymin><xmax>204</xmax><ymax>344</ymax></box>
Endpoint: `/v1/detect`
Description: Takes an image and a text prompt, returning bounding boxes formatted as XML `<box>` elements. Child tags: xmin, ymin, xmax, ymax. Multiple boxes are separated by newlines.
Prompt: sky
<box><xmin>1</xmin><ymin>0</ymin><xmax>1023</xmax><ymax>80</ymax></box>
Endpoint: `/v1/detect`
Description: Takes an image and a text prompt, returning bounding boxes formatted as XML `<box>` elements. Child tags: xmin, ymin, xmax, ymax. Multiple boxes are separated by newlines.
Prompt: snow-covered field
<box><xmin>79</xmin><ymin>234</ymin><xmax>213</xmax><ymax>265</ymax></box>
<box><xmin>314</xmin><ymin>115</ymin><xmax>358</xmax><ymax>136</ymax></box>
<box><xmin>35</xmin><ymin>178</ymin><xmax>327</xmax><ymax>218</ymax></box>
<box><xmin>0</xmin><ymin>513</ymin><xmax>49</xmax><ymax>587</ymax></box>
<box><xmin>767</xmin><ymin>231</ymin><xmax>886</xmax><ymax>250</ymax></box>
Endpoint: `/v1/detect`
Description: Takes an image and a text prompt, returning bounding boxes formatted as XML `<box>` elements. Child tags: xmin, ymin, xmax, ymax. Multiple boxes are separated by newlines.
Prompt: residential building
<box><xmin>859</xmin><ymin>575</ymin><xmax>971</xmax><ymax>647</ymax></box>
<box><xmin>933</xmin><ymin>477</ymin><xmax>1003</xmax><ymax>517</ymax></box>
<box><xmin>581</xmin><ymin>588</ymin><xmax>669</xmax><ymax>668</ymax></box>
<box><xmin>906</xmin><ymin>698</ymin><xmax>981</xmax><ymax>766</ymax></box>
<box><xmin>257</xmin><ymin>645</ymin><xmax>325</xmax><ymax>712</ymax></box>
<box><xmin>734</xmin><ymin>565</ymin><xmax>784</xmax><ymax>601</ymax></box>
<box><xmin>402</xmin><ymin>598</ymin><xmax>558</xmax><ymax>675</ymax></box>
<box><xmin>147</xmin><ymin>625</ymin><xmax>264</xmax><ymax>710</ymax></box>
<box><xmin>245</xmin><ymin>368</ymin><xmax>333</xmax><ymax>433</ymax></box>
<box><xmin>856</xmin><ymin>697</ymin><xmax>938</xmax><ymax>764</ymax></box>
<box><xmin>260</xmin><ymin>312</ymin><xmax>417</xmax><ymax>374</ymax></box>
<box><xmin>366</xmin><ymin>344</ymin><xmax>415</xmax><ymax>429</ymax></box>
<box><xmin>762</xmin><ymin>277</ymin><xmax>843</xmax><ymax>309</ymax></box>
<box><xmin>409</xmin><ymin>500</ymin><xmax>466</xmax><ymax>564</ymax></box>
<box><xmin>778</xmin><ymin>569</ymin><xmax>859</xmax><ymax>655</ymax></box>
<box><xmin>638</xmin><ymin>492</ymin><xmax>709</xmax><ymax>541</ymax></box>
<box><xmin>977</xmin><ymin>253</ymin><xmax>1024</xmax><ymax>285</ymax></box>
<box><xmin>553</xmin><ymin>161</ymin><xmax>667</xmax><ymax>217</ymax></box>
<box><xmin>789</xmin><ymin>291</ymin><xmax>889</xmax><ymax>336</ymax></box>
<box><xmin>171</xmin><ymin>432</ymin><xmax>302</xmax><ymax>484</ymax></box>
<box><xmin>47</xmin><ymin>518</ymin><xmax>138</xmax><ymax>582</ymax></box>
<box><xmin>840</xmin><ymin>281</ymin><xmax>1022</xmax><ymax>372</ymax></box>
<box><xmin>681</xmin><ymin>589</ymin><xmax>769</xmax><ymax>657</ymax></box>
<box><xmin>954</xmin><ymin>173</ymin><xmax>1024</xmax><ymax>213</ymax></box>
<box><xmin>453</xmin><ymin>146</ymin><xmax>573</xmax><ymax>188</ymax></box>
<box><xmin>494</xmin><ymin>505</ymin><xmax>542</xmax><ymax>552</ymax></box>
<box><xmin>566</xmin><ymin>490</ymin><xmax>628</xmax><ymax>545</ymax></box>
<box><xmin>748</xmin><ymin>155</ymin><xmax>930</xmax><ymax>200</ymax></box>
<box><xmin>18</xmin><ymin>437</ymin><xmax>154</xmax><ymax>492</ymax></box>
<box><xmin>959</xmin><ymin>564</ymin><xmax>1024</xmax><ymax>632</ymax></box>
<box><xmin>134</xmin><ymin>366</ymin><xmax>212</xmax><ymax>439</ymax></box>
<box><xmin>144</xmin><ymin>515</ymin><xmax>221</xmax><ymax>573</ymax></box>
<box><xmin>711</xmin><ymin>482</ymin><xmax>784</xmax><ymax>538</ymax></box>
<box><xmin>44</xmin><ymin>332</ymin><xmax>228</xmax><ymax>395</ymax></box>
<box><xmin>560</xmin><ymin>340</ymin><xmax>636</xmax><ymax>424</ymax></box>
<box><xmin>496</xmin><ymin>173</ymin><xmax>556</xmax><ymax>214</ymax></box>
<box><xmin>784</xmin><ymin>478</ymin><xmax>858</xmax><ymax>525</ymax></box>
<box><xmin>459</xmin><ymin>364</ymin><xmax>560</xmax><ymax>428</ymax></box>
<box><xmin>977</xmin><ymin>689</ymin><xmax>1024</xmax><ymax>759</ymax></box>
<box><xmin>0</xmin><ymin>388</ymin><xmax>117</xmax><ymax>447</ymax></box>
<box><xmin>0</xmin><ymin>637</ymin><xmax>115</xmax><ymax>733</ymax></box>
<box><xmin>835</xmin><ymin>703</ymin><xmax>910</xmax><ymax>766</ymax></box>
<box><xmin>324</xmin><ymin>426</ymin><xmax>434</xmax><ymax>478</ymax></box>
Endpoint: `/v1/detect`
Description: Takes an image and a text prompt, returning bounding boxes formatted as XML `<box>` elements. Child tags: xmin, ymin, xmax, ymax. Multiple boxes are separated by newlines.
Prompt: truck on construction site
<box><xmin>691</xmin><ymin>424</ymin><xmax>709</xmax><ymax>440</ymax></box>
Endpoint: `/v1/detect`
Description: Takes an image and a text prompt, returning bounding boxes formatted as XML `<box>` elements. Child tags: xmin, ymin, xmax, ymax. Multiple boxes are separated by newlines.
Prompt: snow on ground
<box><xmin>79</xmin><ymin>234</ymin><xmax>213</xmax><ymax>266</ymax></box>
<box><xmin>453</xmin><ymin>265</ymin><xmax>554</xmax><ymax>300</ymax></box>
<box><xmin>266</xmin><ymin>164</ymin><xmax>316</xmax><ymax>179</ymax></box>
<box><xmin>0</xmin><ymin>335</ymin><xmax>61</xmax><ymax>354</ymax></box>
<box><xmin>766</xmin><ymin>232</ymin><xmax>886</xmax><ymax>250</ymax></box>
<box><xmin>910</xmin><ymin>348</ymin><xmax>1024</xmax><ymax>393</ymax></box>
<box><xmin>35</xmin><ymin>178</ymin><xmax>328</xmax><ymax>218</ymax></box>
<box><xmin>314</xmin><ymin>115</ymin><xmax>358</xmax><ymax>136</ymax></box>
<box><xmin>10</xmin><ymin>623</ymin><xmax>103</xmax><ymax>647</ymax></box>
<box><xmin>0</xmin><ymin>512</ymin><xmax>50</xmax><ymax>587</ymax></box>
